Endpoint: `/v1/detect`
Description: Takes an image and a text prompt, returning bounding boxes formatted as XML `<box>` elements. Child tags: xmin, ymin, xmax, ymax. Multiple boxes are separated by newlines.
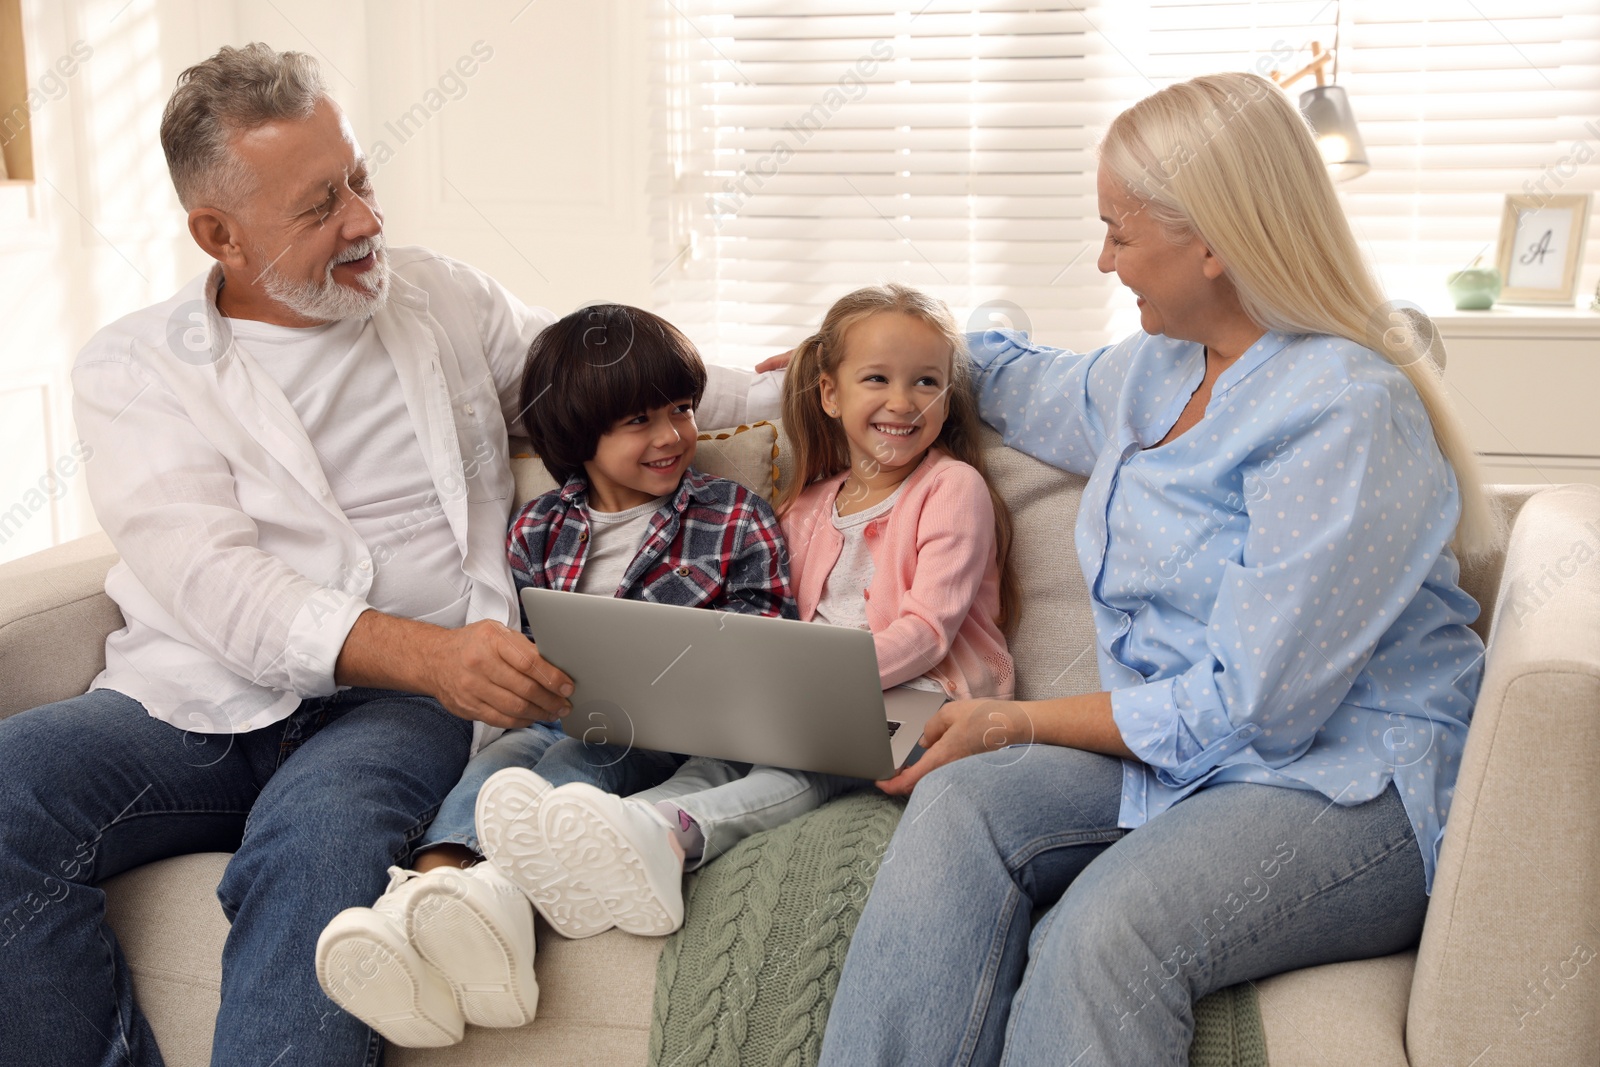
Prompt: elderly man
<box><xmin>0</xmin><ymin>43</ymin><xmax>772</xmax><ymax>1067</ymax></box>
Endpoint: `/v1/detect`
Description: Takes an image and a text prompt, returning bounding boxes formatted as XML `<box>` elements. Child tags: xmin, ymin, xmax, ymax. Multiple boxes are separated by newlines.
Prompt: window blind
<box><xmin>649</xmin><ymin>1</ymin><xmax>1148</xmax><ymax>365</ymax></box>
<box><xmin>650</xmin><ymin>1</ymin><xmax>1600</xmax><ymax>368</ymax></box>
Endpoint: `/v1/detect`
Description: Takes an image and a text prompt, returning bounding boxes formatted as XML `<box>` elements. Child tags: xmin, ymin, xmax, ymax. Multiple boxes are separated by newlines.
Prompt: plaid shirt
<box><xmin>507</xmin><ymin>469</ymin><xmax>797</xmax><ymax>629</ymax></box>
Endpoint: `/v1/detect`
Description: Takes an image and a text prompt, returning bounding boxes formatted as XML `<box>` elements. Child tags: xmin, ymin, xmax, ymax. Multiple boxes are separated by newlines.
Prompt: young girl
<box><xmin>315</xmin><ymin>304</ymin><xmax>794</xmax><ymax>1048</ymax></box>
<box><xmin>471</xmin><ymin>282</ymin><xmax>1020</xmax><ymax>951</ymax></box>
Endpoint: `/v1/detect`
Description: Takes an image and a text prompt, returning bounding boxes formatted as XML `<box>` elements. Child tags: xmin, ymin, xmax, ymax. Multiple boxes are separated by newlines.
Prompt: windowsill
<box><xmin>1425</xmin><ymin>301</ymin><xmax>1600</xmax><ymax>340</ymax></box>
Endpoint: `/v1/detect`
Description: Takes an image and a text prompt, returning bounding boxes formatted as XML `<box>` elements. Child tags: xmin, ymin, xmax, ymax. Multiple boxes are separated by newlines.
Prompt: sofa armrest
<box><xmin>0</xmin><ymin>533</ymin><xmax>123</xmax><ymax>720</ymax></box>
<box><xmin>1407</xmin><ymin>484</ymin><xmax>1600</xmax><ymax>1066</ymax></box>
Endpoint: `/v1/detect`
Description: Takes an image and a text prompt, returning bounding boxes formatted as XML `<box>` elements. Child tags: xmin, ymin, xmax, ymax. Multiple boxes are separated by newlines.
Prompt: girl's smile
<box><xmin>819</xmin><ymin>311</ymin><xmax>952</xmax><ymax>513</ymax></box>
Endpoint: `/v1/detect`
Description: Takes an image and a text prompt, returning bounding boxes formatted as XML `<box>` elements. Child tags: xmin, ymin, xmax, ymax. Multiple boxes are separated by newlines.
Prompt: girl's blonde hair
<box><xmin>777</xmin><ymin>283</ymin><xmax>1022</xmax><ymax>636</ymax></box>
<box><xmin>1099</xmin><ymin>71</ymin><xmax>1501</xmax><ymax>560</ymax></box>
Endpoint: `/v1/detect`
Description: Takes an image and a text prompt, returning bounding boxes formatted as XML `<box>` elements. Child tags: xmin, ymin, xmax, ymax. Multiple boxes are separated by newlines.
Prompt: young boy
<box><xmin>315</xmin><ymin>304</ymin><xmax>794</xmax><ymax>1048</ymax></box>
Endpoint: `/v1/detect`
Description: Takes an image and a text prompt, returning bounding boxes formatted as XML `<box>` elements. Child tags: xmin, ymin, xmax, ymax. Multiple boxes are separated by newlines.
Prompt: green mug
<box><xmin>1446</xmin><ymin>266</ymin><xmax>1502</xmax><ymax>310</ymax></box>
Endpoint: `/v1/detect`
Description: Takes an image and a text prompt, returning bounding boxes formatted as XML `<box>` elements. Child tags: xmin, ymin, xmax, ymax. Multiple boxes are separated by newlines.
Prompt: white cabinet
<box><xmin>1433</xmin><ymin>305</ymin><xmax>1600</xmax><ymax>488</ymax></box>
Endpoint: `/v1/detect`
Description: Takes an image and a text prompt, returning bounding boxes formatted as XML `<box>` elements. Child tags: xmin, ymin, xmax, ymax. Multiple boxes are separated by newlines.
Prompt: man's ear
<box><xmin>187</xmin><ymin>206</ymin><xmax>248</xmax><ymax>269</ymax></box>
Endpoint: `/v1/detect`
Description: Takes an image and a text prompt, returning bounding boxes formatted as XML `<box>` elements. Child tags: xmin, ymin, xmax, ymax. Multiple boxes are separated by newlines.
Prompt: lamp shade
<box><xmin>1299</xmin><ymin>85</ymin><xmax>1369</xmax><ymax>181</ymax></box>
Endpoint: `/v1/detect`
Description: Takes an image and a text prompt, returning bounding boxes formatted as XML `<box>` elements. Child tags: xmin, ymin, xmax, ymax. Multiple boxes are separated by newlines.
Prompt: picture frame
<box><xmin>1495</xmin><ymin>193</ymin><xmax>1592</xmax><ymax>305</ymax></box>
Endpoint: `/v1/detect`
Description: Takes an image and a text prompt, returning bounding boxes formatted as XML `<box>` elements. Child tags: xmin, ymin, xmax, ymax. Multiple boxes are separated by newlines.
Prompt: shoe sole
<box><xmin>316</xmin><ymin>913</ymin><xmax>463</xmax><ymax>1048</ymax></box>
<box><xmin>539</xmin><ymin>786</ymin><xmax>683</xmax><ymax>937</ymax></box>
<box><xmin>475</xmin><ymin>771</ymin><xmax>616</xmax><ymax>939</ymax></box>
<box><xmin>408</xmin><ymin>874</ymin><xmax>539</xmax><ymax>1029</ymax></box>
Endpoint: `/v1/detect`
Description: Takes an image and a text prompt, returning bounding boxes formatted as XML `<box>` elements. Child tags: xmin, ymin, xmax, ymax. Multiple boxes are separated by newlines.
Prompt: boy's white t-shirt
<box><xmin>813</xmin><ymin>482</ymin><xmax>944</xmax><ymax>694</ymax></box>
<box><xmin>575</xmin><ymin>494</ymin><xmax>671</xmax><ymax>596</ymax></box>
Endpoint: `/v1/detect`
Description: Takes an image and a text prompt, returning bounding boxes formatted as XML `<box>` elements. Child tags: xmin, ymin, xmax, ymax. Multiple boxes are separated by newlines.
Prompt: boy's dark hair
<box><xmin>519</xmin><ymin>304</ymin><xmax>708</xmax><ymax>485</ymax></box>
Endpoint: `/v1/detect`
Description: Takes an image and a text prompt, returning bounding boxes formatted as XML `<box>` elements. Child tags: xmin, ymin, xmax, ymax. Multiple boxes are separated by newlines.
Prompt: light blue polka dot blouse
<box><xmin>969</xmin><ymin>327</ymin><xmax>1486</xmax><ymax>893</ymax></box>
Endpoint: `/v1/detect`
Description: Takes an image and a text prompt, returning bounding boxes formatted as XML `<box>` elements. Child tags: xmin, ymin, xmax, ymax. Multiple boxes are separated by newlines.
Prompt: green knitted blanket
<box><xmin>649</xmin><ymin>791</ymin><xmax>1267</xmax><ymax>1067</ymax></box>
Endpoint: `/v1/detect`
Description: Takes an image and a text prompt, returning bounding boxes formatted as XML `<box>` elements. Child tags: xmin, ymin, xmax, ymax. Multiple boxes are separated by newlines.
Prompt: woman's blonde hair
<box><xmin>1099</xmin><ymin>71</ymin><xmax>1501</xmax><ymax>559</ymax></box>
<box><xmin>777</xmin><ymin>283</ymin><xmax>1022</xmax><ymax>635</ymax></box>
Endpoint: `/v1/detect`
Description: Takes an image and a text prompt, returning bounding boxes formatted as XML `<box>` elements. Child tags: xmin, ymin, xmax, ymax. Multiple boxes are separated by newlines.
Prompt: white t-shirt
<box><xmin>813</xmin><ymin>482</ymin><xmax>943</xmax><ymax>694</ymax></box>
<box><xmin>229</xmin><ymin>315</ymin><xmax>471</xmax><ymax>628</ymax></box>
<box><xmin>574</xmin><ymin>494</ymin><xmax>670</xmax><ymax>597</ymax></box>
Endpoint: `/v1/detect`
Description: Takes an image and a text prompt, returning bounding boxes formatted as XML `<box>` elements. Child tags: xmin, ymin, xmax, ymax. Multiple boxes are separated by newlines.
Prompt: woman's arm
<box><xmin>966</xmin><ymin>329</ymin><xmax>1135</xmax><ymax>477</ymax></box>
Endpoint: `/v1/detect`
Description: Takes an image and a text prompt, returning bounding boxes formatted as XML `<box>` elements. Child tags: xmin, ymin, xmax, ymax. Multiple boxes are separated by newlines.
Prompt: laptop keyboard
<box><xmin>886</xmin><ymin>720</ymin><xmax>902</xmax><ymax>736</ymax></box>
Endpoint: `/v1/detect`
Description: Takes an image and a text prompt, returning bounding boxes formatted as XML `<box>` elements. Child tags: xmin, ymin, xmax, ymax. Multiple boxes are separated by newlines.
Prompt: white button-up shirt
<box><xmin>72</xmin><ymin>246</ymin><xmax>766</xmax><ymax>745</ymax></box>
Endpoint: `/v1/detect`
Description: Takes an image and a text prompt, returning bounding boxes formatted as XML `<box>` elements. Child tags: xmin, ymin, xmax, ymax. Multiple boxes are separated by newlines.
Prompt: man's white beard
<box><xmin>259</xmin><ymin>235</ymin><xmax>391</xmax><ymax>322</ymax></box>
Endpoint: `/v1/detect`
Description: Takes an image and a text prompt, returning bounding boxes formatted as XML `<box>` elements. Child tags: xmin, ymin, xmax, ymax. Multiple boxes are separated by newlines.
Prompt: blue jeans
<box><xmin>532</xmin><ymin>740</ymin><xmax>864</xmax><ymax>870</ymax></box>
<box><xmin>0</xmin><ymin>686</ymin><xmax>471</xmax><ymax>1067</ymax></box>
<box><xmin>531</xmin><ymin>736</ymin><xmax>692</xmax><ymax>791</ymax></box>
<box><xmin>818</xmin><ymin>745</ymin><xmax>1428</xmax><ymax>1067</ymax></box>
<box><xmin>418</xmin><ymin>722</ymin><xmax>566</xmax><ymax>855</ymax></box>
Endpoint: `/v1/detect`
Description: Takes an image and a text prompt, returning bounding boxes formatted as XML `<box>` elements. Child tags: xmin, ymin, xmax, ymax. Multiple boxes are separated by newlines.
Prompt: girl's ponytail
<box><xmin>775</xmin><ymin>331</ymin><xmax>849</xmax><ymax>517</ymax></box>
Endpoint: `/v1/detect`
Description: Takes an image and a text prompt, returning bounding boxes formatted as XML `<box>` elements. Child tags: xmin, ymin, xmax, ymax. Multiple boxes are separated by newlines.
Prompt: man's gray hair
<box><xmin>160</xmin><ymin>43</ymin><xmax>327</xmax><ymax>211</ymax></box>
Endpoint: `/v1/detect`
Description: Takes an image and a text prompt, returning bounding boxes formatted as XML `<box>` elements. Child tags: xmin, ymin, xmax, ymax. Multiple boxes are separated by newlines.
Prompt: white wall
<box><xmin>0</xmin><ymin>0</ymin><xmax>651</xmax><ymax>563</ymax></box>
<box><xmin>357</xmin><ymin>0</ymin><xmax>654</xmax><ymax>314</ymax></box>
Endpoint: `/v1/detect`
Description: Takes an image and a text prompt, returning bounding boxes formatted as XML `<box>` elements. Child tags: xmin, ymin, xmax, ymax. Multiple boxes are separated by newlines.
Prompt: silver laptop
<box><xmin>520</xmin><ymin>588</ymin><xmax>946</xmax><ymax>780</ymax></box>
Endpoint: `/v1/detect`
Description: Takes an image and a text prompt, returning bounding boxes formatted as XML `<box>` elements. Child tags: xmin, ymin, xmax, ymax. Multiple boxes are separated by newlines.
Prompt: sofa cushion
<box><xmin>101</xmin><ymin>853</ymin><xmax>232</xmax><ymax>1067</ymax></box>
<box><xmin>394</xmin><ymin>928</ymin><xmax>663</xmax><ymax>1067</ymax></box>
<box><xmin>100</xmin><ymin>853</ymin><xmax>666</xmax><ymax>1067</ymax></box>
<box><xmin>974</xmin><ymin>426</ymin><xmax>1100</xmax><ymax>700</ymax></box>
<box><xmin>1407</xmin><ymin>483</ymin><xmax>1600</xmax><ymax>1067</ymax></box>
<box><xmin>1456</xmin><ymin>484</ymin><xmax>1541</xmax><ymax>644</ymax></box>
<box><xmin>0</xmin><ymin>531</ymin><xmax>122</xmax><ymax>719</ymax></box>
<box><xmin>1255</xmin><ymin>952</ymin><xmax>1414</xmax><ymax>1067</ymax></box>
<box><xmin>511</xmin><ymin>421</ymin><xmax>781</xmax><ymax>509</ymax></box>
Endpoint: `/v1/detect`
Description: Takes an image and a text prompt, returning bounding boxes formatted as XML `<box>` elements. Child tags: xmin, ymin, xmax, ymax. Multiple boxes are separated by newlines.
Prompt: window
<box><xmin>651</xmin><ymin>0</ymin><xmax>1600</xmax><ymax>366</ymax></box>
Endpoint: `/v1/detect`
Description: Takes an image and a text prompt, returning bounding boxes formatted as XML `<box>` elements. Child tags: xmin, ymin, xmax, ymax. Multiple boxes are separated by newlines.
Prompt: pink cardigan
<box><xmin>779</xmin><ymin>449</ymin><xmax>1015</xmax><ymax>701</ymax></box>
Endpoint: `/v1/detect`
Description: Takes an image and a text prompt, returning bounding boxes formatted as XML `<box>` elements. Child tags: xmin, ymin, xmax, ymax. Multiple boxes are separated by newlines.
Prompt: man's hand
<box><xmin>336</xmin><ymin>610</ymin><xmax>574</xmax><ymax>730</ymax></box>
<box><xmin>422</xmin><ymin>620</ymin><xmax>574</xmax><ymax>729</ymax></box>
<box><xmin>876</xmin><ymin>698</ymin><xmax>1035</xmax><ymax>797</ymax></box>
<box><xmin>754</xmin><ymin>350</ymin><xmax>794</xmax><ymax>374</ymax></box>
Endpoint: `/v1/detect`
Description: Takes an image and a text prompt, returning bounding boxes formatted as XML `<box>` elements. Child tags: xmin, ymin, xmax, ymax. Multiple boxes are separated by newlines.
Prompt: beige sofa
<box><xmin>2</xmin><ymin>422</ymin><xmax>1597</xmax><ymax>1067</ymax></box>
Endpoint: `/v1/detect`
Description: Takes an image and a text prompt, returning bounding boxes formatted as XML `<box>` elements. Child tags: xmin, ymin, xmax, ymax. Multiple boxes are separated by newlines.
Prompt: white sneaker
<box><xmin>406</xmin><ymin>862</ymin><xmax>540</xmax><ymax>1029</ymax></box>
<box><xmin>316</xmin><ymin>867</ymin><xmax>464</xmax><ymax>1048</ymax></box>
<box><xmin>475</xmin><ymin>768</ymin><xmax>613</xmax><ymax>939</ymax></box>
<box><xmin>539</xmin><ymin>784</ymin><xmax>687</xmax><ymax>937</ymax></box>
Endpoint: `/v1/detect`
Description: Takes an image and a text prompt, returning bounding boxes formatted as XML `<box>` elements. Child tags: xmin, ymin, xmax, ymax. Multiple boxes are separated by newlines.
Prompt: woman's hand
<box><xmin>876</xmin><ymin>698</ymin><xmax>1036</xmax><ymax>797</ymax></box>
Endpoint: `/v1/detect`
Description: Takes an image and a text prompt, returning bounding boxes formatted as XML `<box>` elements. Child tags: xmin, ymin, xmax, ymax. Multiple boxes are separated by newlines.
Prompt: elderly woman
<box><xmin>817</xmin><ymin>72</ymin><xmax>1498</xmax><ymax>1066</ymax></box>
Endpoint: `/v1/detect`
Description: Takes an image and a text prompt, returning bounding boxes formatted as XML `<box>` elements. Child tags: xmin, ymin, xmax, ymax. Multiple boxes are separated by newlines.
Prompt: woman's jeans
<box><xmin>0</xmin><ymin>686</ymin><xmax>472</xmax><ymax>1067</ymax></box>
<box><xmin>418</xmin><ymin>722</ymin><xmax>566</xmax><ymax>855</ymax></box>
<box><xmin>818</xmin><ymin>745</ymin><xmax>1429</xmax><ymax>1067</ymax></box>
<box><xmin>526</xmin><ymin>738</ymin><xmax>866</xmax><ymax>870</ymax></box>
